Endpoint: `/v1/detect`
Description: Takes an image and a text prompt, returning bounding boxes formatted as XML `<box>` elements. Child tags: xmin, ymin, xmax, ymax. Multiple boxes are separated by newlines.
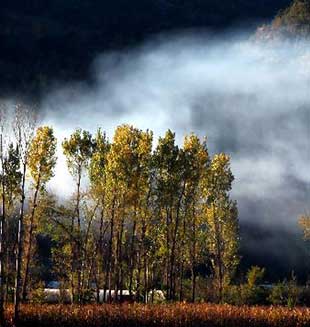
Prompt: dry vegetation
<box><xmin>3</xmin><ymin>303</ymin><xmax>310</xmax><ymax>327</ymax></box>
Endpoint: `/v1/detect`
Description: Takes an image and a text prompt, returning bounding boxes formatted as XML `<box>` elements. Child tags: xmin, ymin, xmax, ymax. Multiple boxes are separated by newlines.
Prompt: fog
<box><xmin>39</xmin><ymin>33</ymin><xmax>310</xmax><ymax>236</ymax></box>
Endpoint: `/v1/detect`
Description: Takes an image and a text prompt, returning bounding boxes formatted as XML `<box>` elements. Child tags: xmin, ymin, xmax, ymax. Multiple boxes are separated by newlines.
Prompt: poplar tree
<box><xmin>0</xmin><ymin>105</ymin><xmax>7</xmax><ymax>325</ymax></box>
<box><xmin>89</xmin><ymin>129</ymin><xmax>110</xmax><ymax>302</ymax></box>
<box><xmin>2</xmin><ymin>142</ymin><xmax>21</xmax><ymax>307</ymax></box>
<box><xmin>181</xmin><ymin>134</ymin><xmax>209</xmax><ymax>302</ymax></box>
<box><xmin>153</xmin><ymin>130</ymin><xmax>183</xmax><ymax>300</ymax></box>
<box><xmin>204</xmin><ymin>154</ymin><xmax>239</xmax><ymax>302</ymax></box>
<box><xmin>22</xmin><ymin>126</ymin><xmax>57</xmax><ymax>301</ymax></box>
<box><xmin>62</xmin><ymin>129</ymin><xmax>94</xmax><ymax>303</ymax></box>
<box><xmin>13</xmin><ymin>104</ymin><xmax>36</xmax><ymax>323</ymax></box>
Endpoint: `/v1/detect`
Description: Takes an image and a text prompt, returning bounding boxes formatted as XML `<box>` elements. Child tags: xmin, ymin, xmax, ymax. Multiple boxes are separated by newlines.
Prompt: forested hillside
<box><xmin>1</xmin><ymin>0</ymin><xmax>290</xmax><ymax>96</ymax></box>
<box><xmin>256</xmin><ymin>0</ymin><xmax>310</xmax><ymax>40</ymax></box>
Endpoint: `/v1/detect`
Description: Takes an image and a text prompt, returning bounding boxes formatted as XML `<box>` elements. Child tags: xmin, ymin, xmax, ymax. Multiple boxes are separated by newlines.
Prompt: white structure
<box><xmin>98</xmin><ymin>290</ymin><xmax>134</xmax><ymax>303</ymax></box>
<box><xmin>148</xmin><ymin>290</ymin><xmax>166</xmax><ymax>303</ymax></box>
<box><xmin>42</xmin><ymin>289</ymin><xmax>134</xmax><ymax>303</ymax></box>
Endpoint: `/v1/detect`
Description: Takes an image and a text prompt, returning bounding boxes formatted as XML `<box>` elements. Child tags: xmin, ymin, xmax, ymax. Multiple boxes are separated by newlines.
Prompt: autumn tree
<box><xmin>2</xmin><ymin>143</ymin><xmax>21</xmax><ymax>306</ymax></box>
<box><xmin>204</xmin><ymin>153</ymin><xmax>239</xmax><ymax>302</ymax></box>
<box><xmin>0</xmin><ymin>105</ymin><xmax>8</xmax><ymax>324</ymax></box>
<box><xmin>181</xmin><ymin>134</ymin><xmax>209</xmax><ymax>302</ymax></box>
<box><xmin>299</xmin><ymin>214</ymin><xmax>310</xmax><ymax>240</ymax></box>
<box><xmin>62</xmin><ymin>129</ymin><xmax>94</xmax><ymax>303</ymax></box>
<box><xmin>0</xmin><ymin>122</ymin><xmax>241</xmax><ymax>306</ymax></box>
<box><xmin>153</xmin><ymin>130</ymin><xmax>184</xmax><ymax>300</ymax></box>
<box><xmin>22</xmin><ymin>126</ymin><xmax>57</xmax><ymax>301</ymax></box>
<box><xmin>89</xmin><ymin>129</ymin><xmax>110</xmax><ymax>302</ymax></box>
<box><xmin>13</xmin><ymin>104</ymin><xmax>36</xmax><ymax>323</ymax></box>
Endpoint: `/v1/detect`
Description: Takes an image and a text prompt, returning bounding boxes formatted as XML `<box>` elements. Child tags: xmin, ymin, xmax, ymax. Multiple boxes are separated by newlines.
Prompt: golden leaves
<box><xmin>28</xmin><ymin>126</ymin><xmax>57</xmax><ymax>186</ymax></box>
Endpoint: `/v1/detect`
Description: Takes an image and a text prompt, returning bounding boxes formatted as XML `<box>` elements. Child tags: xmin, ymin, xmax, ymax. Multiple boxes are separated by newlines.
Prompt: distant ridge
<box><xmin>256</xmin><ymin>0</ymin><xmax>310</xmax><ymax>41</ymax></box>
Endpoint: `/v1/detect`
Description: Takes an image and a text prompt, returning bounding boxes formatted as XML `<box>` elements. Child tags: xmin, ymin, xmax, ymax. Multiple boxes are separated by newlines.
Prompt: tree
<box><xmin>0</xmin><ymin>104</ymin><xmax>8</xmax><ymax>325</ymax></box>
<box><xmin>204</xmin><ymin>153</ymin><xmax>240</xmax><ymax>302</ymax></box>
<box><xmin>153</xmin><ymin>130</ymin><xmax>184</xmax><ymax>300</ymax></box>
<box><xmin>0</xmin><ymin>122</ymin><xmax>242</xmax><ymax>306</ymax></box>
<box><xmin>2</xmin><ymin>143</ymin><xmax>21</xmax><ymax>307</ymax></box>
<box><xmin>13</xmin><ymin>104</ymin><xmax>36</xmax><ymax>323</ymax></box>
<box><xmin>22</xmin><ymin>126</ymin><xmax>57</xmax><ymax>301</ymax></box>
<box><xmin>62</xmin><ymin>129</ymin><xmax>94</xmax><ymax>303</ymax></box>
<box><xmin>89</xmin><ymin>129</ymin><xmax>110</xmax><ymax>302</ymax></box>
<box><xmin>181</xmin><ymin>134</ymin><xmax>209</xmax><ymax>302</ymax></box>
<box><xmin>299</xmin><ymin>214</ymin><xmax>310</xmax><ymax>240</ymax></box>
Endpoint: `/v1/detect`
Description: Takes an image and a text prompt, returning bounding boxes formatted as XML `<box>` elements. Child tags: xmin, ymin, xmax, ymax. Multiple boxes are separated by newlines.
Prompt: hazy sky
<box><xmin>39</xmin><ymin>33</ymin><xmax>310</xmax><ymax>232</ymax></box>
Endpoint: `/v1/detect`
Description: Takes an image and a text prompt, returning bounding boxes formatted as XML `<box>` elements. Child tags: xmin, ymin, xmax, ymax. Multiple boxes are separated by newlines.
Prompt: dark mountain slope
<box><xmin>1</xmin><ymin>0</ymin><xmax>291</xmax><ymax>96</ymax></box>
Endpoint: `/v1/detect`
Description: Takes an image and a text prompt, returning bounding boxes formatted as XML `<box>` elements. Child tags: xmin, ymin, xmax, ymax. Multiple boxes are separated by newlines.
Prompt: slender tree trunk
<box><xmin>4</xmin><ymin>207</ymin><xmax>10</xmax><ymax>305</ymax></box>
<box><xmin>106</xmin><ymin>196</ymin><xmax>115</xmax><ymax>303</ymax></box>
<box><xmin>136</xmin><ymin>251</ymin><xmax>141</xmax><ymax>302</ymax></box>
<box><xmin>191</xmin><ymin>206</ymin><xmax>197</xmax><ymax>303</ymax></box>
<box><xmin>143</xmin><ymin>254</ymin><xmax>148</xmax><ymax>303</ymax></box>
<box><xmin>170</xmin><ymin>181</ymin><xmax>185</xmax><ymax>300</ymax></box>
<box><xmin>179</xmin><ymin>262</ymin><xmax>184</xmax><ymax>302</ymax></box>
<box><xmin>22</xmin><ymin>174</ymin><xmax>41</xmax><ymax>302</ymax></box>
<box><xmin>0</xmin><ymin>134</ymin><xmax>6</xmax><ymax>326</ymax></box>
<box><xmin>128</xmin><ymin>218</ymin><xmax>136</xmax><ymax>297</ymax></box>
<box><xmin>117</xmin><ymin>214</ymin><xmax>125</xmax><ymax>302</ymax></box>
<box><xmin>95</xmin><ymin>264</ymin><xmax>100</xmax><ymax>303</ymax></box>
<box><xmin>141</xmin><ymin>218</ymin><xmax>148</xmax><ymax>304</ymax></box>
<box><xmin>98</xmin><ymin>206</ymin><xmax>104</xmax><ymax>303</ymax></box>
<box><xmin>14</xmin><ymin>161</ymin><xmax>27</xmax><ymax>324</ymax></box>
<box><xmin>212</xmin><ymin>202</ymin><xmax>223</xmax><ymax>302</ymax></box>
<box><xmin>76</xmin><ymin>168</ymin><xmax>82</xmax><ymax>303</ymax></box>
<box><xmin>165</xmin><ymin>207</ymin><xmax>170</xmax><ymax>300</ymax></box>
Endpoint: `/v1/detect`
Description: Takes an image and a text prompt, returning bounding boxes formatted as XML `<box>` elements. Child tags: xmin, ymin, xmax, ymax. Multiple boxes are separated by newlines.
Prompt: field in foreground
<box><xmin>3</xmin><ymin>303</ymin><xmax>310</xmax><ymax>327</ymax></box>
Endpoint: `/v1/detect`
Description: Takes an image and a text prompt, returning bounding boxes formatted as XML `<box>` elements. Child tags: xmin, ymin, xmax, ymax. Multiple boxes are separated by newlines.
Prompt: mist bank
<box><xmin>3</xmin><ymin>32</ymin><xmax>309</xmax><ymax>279</ymax></box>
<box><xmin>39</xmin><ymin>33</ymin><xmax>310</xmax><ymax>225</ymax></box>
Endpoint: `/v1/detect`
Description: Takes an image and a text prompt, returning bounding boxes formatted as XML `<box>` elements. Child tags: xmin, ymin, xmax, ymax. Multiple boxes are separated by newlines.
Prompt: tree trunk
<box><xmin>14</xmin><ymin>160</ymin><xmax>27</xmax><ymax>324</ymax></box>
<box><xmin>136</xmin><ymin>251</ymin><xmax>141</xmax><ymax>302</ymax></box>
<box><xmin>76</xmin><ymin>168</ymin><xmax>82</xmax><ymax>303</ymax></box>
<box><xmin>179</xmin><ymin>262</ymin><xmax>184</xmax><ymax>302</ymax></box>
<box><xmin>170</xmin><ymin>181</ymin><xmax>185</xmax><ymax>300</ymax></box>
<box><xmin>143</xmin><ymin>254</ymin><xmax>148</xmax><ymax>303</ymax></box>
<box><xmin>98</xmin><ymin>205</ymin><xmax>104</xmax><ymax>303</ymax></box>
<box><xmin>106</xmin><ymin>196</ymin><xmax>115</xmax><ymax>303</ymax></box>
<box><xmin>0</xmin><ymin>134</ymin><xmax>6</xmax><ymax>326</ymax></box>
<box><xmin>165</xmin><ymin>207</ymin><xmax>170</xmax><ymax>300</ymax></box>
<box><xmin>213</xmin><ymin>202</ymin><xmax>223</xmax><ymax>302</ymax></box>
<box><xmin>191</xmin><ymin>206</ymin><xmax>197</xmax><ymax>303</ymax></box>
<box><xmin>128</xmin><ymin>218</ymin><xmax>136</xmax><ymax>297</ymax></box>
<box><xmin>22</xmin><ymin>174</ymin><xmax>41</xmax><ymax>302</ymax></box>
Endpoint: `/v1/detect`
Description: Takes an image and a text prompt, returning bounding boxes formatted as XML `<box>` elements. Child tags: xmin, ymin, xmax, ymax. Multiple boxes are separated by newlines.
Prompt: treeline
<box><xmin>0</xmin><ymin>104</ymin><xmax>239</xmax><ymax>321</ymax></box>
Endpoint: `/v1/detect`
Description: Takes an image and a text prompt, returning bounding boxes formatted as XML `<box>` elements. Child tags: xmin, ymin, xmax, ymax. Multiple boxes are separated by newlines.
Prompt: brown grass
<box><xmin>4</xmin><ymin>303</ymin><xmax>310</xmax><ymax>327</ymax></box>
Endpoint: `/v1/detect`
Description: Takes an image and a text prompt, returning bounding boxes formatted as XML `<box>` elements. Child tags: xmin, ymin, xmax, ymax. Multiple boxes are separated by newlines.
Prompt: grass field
<box><xmin>3</xmin><ymin>303</ymin><xmax>310</xmax><ymax>327</ymax></box>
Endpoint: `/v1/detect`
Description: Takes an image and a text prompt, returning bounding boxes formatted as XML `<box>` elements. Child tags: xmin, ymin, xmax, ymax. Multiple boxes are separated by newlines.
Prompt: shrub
<box><xmin>30</xmin><ymin>281</ymin><xmax>46</xmax><ymax>304</ymax></box>
<box><xmin>268</xmin><ymin>276</ymin><xmax>301</xmax><ymax>307</ymax></box>
<box><xmin>3</xmin><ymin>303</ymin><xmax>310</xmax><ymax>327</ymax></box>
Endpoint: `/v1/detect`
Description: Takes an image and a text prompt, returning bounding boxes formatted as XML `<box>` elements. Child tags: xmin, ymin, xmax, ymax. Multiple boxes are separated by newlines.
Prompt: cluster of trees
<box><xmin>0</xmin><ymin>104</ymin><xmax>239</xmax><ymax>319</ymax></box>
